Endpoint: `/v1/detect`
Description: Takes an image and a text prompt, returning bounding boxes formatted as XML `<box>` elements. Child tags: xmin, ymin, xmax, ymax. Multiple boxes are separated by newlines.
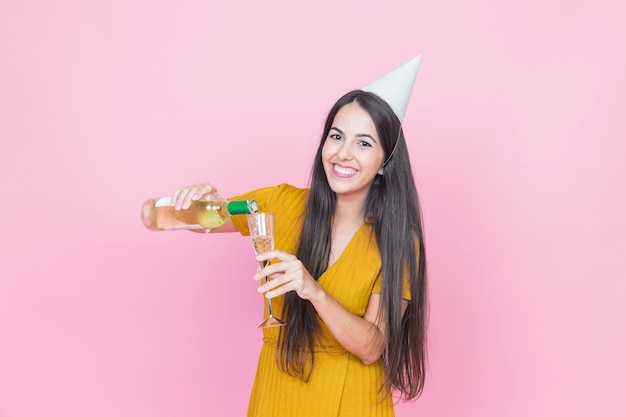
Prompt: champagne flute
<box><xmin>247</xmin><ymin>212</ymin><xmax>286</xmax><ymax>328</ymax></box>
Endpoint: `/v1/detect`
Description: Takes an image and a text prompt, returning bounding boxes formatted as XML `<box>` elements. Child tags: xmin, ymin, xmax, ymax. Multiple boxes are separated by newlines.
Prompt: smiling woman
<box><xmin>322</xmin><ymin>101</ymin><xmax>386</xmax><ymax>205</ymax></box>
<box><xmin>166</xmin><ymin>57</ymin><xmax>428</xmax><ymax>416</ymax></box>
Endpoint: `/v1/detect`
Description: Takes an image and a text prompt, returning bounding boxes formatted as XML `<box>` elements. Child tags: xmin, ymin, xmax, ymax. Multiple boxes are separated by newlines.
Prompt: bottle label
<box><xmin>155</xmin><ymin>196</ymin><xmax>173</xmax><ymax>207</ymax></box>
<box><xmin>163</xmin><ymin>224</ymin><xmax>204</xmax><ymax>230</ymax></box>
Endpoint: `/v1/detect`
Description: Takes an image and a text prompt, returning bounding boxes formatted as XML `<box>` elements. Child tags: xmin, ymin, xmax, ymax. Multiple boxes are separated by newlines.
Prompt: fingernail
<box><xmin>253</xmin><ymin>273</ymin><xmax>260</xmax><ymax>281</ymax></box>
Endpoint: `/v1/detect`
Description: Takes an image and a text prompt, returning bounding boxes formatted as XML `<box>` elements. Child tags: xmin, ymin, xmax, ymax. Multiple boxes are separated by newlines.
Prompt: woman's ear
<box><xmin>378</xmin><ymin>166</ymin><xmax>384</xmax><ymax>176</ymax></box>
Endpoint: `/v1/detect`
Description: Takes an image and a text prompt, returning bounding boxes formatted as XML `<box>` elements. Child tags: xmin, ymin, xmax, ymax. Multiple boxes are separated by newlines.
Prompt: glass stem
<box><xmin>259</xmin><ymin>261</ymin><xmax>274</xmax><ymax>317</ymax></box>
<box><xmin>264</xmin><ymin>277</ymin><xmax>274</xmax><ymax>317</ymax></box>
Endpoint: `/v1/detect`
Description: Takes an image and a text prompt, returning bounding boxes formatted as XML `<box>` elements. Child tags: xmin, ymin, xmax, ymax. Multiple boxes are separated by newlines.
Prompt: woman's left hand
<box><xmin>254</xmin><ymin>250</ymin><xmax>322</xmax><ymax>301</ymax></box>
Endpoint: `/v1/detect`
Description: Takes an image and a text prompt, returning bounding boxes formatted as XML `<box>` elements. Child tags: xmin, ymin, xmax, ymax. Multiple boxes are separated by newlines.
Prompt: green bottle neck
<box><xmin>226</xmin><ymin>200</ymin><xmax>258</xmax><ymax>215</ymax></box>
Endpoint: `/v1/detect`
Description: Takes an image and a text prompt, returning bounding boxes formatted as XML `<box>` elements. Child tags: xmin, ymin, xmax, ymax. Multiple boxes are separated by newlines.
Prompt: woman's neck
<box><xmin>333</xmin><ymin>196</ymin><xmax>366</xmax><ymax>226</ymax></box>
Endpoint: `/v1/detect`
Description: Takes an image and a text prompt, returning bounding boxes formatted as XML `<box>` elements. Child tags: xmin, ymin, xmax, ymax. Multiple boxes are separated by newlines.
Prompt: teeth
<box><xmin>334</xmin><ymin>165</ymin><xmax>356</xmax><ymax>175</ymax></box>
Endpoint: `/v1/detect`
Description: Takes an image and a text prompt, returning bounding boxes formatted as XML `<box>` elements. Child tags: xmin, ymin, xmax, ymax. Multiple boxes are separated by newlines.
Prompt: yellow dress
<box><xmin>231</xmin><ymin>183</ymin><xmax>411</xmax><ymax>417</ymax></box>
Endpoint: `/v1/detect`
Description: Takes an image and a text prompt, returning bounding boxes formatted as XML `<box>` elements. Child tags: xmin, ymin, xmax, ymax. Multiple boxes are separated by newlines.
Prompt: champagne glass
<box><xmin>247</xmin><ymin>212</ymin><xmax>286</xmax><ymax>328</ymax></box>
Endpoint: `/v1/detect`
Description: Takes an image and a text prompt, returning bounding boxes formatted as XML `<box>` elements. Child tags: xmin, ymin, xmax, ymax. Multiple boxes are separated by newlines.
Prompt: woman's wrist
<box><xmin>308</xmin><ymin>282</ymin><xmax>329</xmax><ymax>307</ymax></box>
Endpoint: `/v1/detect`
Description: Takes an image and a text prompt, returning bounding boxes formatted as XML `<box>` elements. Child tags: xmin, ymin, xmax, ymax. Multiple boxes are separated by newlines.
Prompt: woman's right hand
<box><xmin>171</xmin><ymin>182</ymin><xmax>217</xmax><ymax>210</ymax></box>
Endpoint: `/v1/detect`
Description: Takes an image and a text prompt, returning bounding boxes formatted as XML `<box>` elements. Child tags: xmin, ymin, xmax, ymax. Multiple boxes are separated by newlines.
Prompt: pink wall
<box><xmin>1</xmin><ymin>1</ymin><xmax>624</xmax><ymax>416</ymax></box>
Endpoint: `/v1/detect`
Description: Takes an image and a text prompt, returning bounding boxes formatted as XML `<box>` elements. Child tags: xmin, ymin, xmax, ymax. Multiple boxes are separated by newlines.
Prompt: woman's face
<box><xmin>321</xmin><ymin>102</ymin><xmax>385</xmax><ymax>203</ymax></box>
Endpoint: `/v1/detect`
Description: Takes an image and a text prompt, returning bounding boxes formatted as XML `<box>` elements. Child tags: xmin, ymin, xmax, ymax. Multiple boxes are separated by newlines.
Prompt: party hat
<box><xmin>362</xmin><ymin>54</ymin><xmax>422</xmax><ymax>123</ymax></box>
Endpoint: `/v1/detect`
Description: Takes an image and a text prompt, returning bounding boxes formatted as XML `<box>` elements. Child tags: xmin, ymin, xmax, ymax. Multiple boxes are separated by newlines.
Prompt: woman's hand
<box><xmin>171</xmin><ymin>182</ymin><xmax>217</xmax><ymax>210</ymax></box>
<box><xmin>254</xmin><ymin>250</ymin><xmax>323</xmax><ymax>301</ymax></box>
<box><xmin>168</xmin><ymin>182</ymin><xmax>237</xmax><ymax>233</ymax></box>
<box><xmin>254</xmin><ymin>250</ymin><xmax>391</xmax><ymax>365</ymax></box>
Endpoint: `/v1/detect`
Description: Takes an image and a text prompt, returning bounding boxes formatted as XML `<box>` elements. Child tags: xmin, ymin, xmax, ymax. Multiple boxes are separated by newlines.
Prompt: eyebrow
<box><xmin>330</xmin><ymin>127</ymin><xmax>378</xmax><ymax>143</ymax></box>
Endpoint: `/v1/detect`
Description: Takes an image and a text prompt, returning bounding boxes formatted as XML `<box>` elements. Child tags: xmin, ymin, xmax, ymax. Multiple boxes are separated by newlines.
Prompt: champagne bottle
<box><xmin>141</xmin><ymin>193</ymin><xmax>258</xmax><ymax>231</ymax></box>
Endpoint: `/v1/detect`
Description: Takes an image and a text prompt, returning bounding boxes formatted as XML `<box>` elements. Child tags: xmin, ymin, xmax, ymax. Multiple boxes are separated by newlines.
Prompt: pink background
<box><xmin>1</xmin><ymin>1</ymin><xmax>625</xmax><ymax>416</ymax></box>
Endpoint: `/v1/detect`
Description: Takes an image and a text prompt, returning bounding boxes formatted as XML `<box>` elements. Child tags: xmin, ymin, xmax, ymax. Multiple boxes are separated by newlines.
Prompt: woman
<box><xmin>172</xmin><ymin>90</ymin><xmax>428</xmax><ymax>416</ymax></box>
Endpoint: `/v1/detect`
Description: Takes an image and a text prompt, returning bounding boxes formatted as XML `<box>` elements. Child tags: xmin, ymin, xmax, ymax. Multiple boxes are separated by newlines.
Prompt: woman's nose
<box><xmin>337</xmin><ymin>140</ymin><xmax>353</xmax><ymax>160</ymax></box>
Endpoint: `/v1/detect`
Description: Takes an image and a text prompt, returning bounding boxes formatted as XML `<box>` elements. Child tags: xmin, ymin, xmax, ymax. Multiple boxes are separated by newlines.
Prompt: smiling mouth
<box><xmin>333</xmin><ymin>164</ymin><xmax>357</xmax><ymax>177</ymax></box>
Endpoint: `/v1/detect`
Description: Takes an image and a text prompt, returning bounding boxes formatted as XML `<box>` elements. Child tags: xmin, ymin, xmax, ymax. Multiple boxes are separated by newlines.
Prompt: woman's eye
<box><xmin>358</xmin><ymin>140</ymin><xmax>373</xmax><ymax>148</ymax></box>
<box><xmin>329</xmin><ymin>134</ymin><xmax>342</xmax><ymax>141</ymax></box>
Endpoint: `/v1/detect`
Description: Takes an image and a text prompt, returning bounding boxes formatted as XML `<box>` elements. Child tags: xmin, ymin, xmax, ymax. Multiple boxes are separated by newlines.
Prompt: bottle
<box><xmin>141</xmin><ymin>193</ymin><xmax>258</xmax><ymax>231</ymax></box>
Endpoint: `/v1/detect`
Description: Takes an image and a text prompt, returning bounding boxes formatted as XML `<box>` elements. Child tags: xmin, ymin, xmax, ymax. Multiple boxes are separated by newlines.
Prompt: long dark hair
<box><xmin>277</xmin><ymin>90</ymin><xmax>428</xmax><ymax>400</ymax></box>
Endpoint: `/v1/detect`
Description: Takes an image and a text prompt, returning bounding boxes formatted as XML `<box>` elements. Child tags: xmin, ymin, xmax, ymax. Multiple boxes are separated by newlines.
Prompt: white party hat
<box><xmin>362</xmin><ymin>54</ymin><xmax>422</xmax><ymax>123</ymax></box>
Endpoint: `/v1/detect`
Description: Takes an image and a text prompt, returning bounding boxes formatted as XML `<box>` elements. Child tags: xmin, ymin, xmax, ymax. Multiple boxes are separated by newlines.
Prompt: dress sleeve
<box><xmin>228</xmin><ymin>185</ymin><xmax>276</xmax><ymax>236</ymax></box>
<box><xmin>228</xmin><ymin>183</ymin><xmax>303</xmax><ymax>236</ymax></box>
<box><xmin>372</xmin><ymin>271</ymin><xmax>412</xmax><ymax>301</ymax></box>
<box><xmin>372</xmin><ymin>237</ymin><xmax>421</xmax><ymax>301</ymax></box>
